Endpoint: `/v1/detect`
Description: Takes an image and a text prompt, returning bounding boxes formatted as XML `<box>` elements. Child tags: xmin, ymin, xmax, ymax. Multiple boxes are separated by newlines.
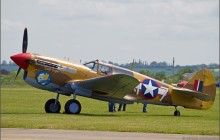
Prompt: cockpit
<box><xmin>83</xmin><ymin>60</ymin><xmax>98</xmax><ymax>71</ymax></box>
<box><xmin>83</xmin><ymin>60</ymin><xmax>133</xmax><ymax>76</ymax></box>
<box><xmin>83</xmin><ymin>60</ymin><xmax>113</xmax><ymax>75</ymax></box>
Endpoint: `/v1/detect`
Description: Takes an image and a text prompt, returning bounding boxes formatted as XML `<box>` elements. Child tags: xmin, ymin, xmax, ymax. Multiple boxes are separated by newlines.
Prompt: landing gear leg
<box><xmin>65</xmin><ymin>92</ymin><xmax>81</xmax><ymax>114</ymax></box>
<box><xmin>174</xmin><ymin>106</ymin><xmax>180</xmax><ymax>116</ymax></box>
<box><xmin>55</xmin><ymin>93</ymin><xmax>60</xmax><ymax>106</ymax></box>
<box><xmin>45</xmin><ymin>93</ymin><xmax>61</xmax><ymax>113</ymax></box>
<box><xmin>73</xmin><ymin>92</ymin><xmax>76</xmax><ymax>100</ymax></box>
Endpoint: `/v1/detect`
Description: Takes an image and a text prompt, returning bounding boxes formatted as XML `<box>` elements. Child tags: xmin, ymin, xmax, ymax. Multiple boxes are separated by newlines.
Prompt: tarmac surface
<box><xmin>1</xmin><ymin>128</ymin><xmax>219</xmax><ymax>140</ymax></box>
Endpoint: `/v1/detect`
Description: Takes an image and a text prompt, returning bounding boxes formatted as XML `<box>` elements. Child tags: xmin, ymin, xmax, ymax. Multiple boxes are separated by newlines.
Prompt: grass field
<box><xmin>1</xmin><ymin>87</ymin><xmax>219</xmax><ymax>135</ymax></box>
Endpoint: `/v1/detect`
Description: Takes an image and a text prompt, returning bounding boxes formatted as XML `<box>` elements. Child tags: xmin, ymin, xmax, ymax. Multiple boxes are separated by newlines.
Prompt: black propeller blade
<box><xmin>15</xmin><ymin>28</ymin><xmax>28</xmax><ymax>80</ymax></box>
<box><xmin>14</xmin><ymin>67</ymin><xmax>21</xmax><ymax>81</ymax></box>
<box><xmin>22</xmin><ymin>28</ymin><xmax>28</xmax><ymax>53</ymax></box>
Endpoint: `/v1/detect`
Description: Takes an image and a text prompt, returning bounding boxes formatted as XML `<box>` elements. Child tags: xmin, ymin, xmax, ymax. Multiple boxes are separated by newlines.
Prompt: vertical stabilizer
<box><xmin>183</xmin><ymin>69</ymin><xmax>216</xmax><ymax>109</ymax></box>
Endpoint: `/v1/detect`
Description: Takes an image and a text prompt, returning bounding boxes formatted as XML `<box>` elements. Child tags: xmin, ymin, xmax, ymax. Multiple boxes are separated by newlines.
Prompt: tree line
<box><xmin>108</xmin><ymin>60</ymin><xmax>219</xmax><ymax>70</ymax></box>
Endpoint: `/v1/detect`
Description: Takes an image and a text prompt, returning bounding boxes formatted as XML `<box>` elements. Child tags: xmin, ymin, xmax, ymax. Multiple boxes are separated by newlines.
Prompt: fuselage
<box><xmin>11</xmin><ymin>52</ymin><xmax>215</xmax><ymax>110</ymax></box>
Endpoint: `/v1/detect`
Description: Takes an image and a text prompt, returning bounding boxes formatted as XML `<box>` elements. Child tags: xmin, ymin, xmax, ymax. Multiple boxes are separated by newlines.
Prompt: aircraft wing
<box><xmin>75</xmin><ymin>74</ymin><xmax>139</xmax><ymax>99</ymax></box>
<box><xmin>173</xmin><ymin>88</ymin><xmax>213</xmax><ymax>101</ymax></box>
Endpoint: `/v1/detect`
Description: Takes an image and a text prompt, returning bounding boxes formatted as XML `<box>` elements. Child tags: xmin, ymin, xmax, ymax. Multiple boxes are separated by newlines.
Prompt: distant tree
<box><xmin>175</xmin><ymin>65</ymin><xmax>181</xmax><ymax>69</ymax></box>
<box><xmin>154</xmin><ymin>71</ymin><xmax>166</xmax><ymax>81</ymax></box>
<box><xmin>138</xmin><ymin>59</ymin><xmax>142</xmax><ymax>65</ymax></box>
<box><xmin>108</xmin><ymin>61</ymin><xmax>113</xmax><ymax>64</ymax></box>
<box><xmin>150</xmin><ymin>61</ymin><xmax>158</xmax><ymax>68</ymax></box>
<box><xmin>175</xmin><ymin>67</ymin><xmax>194</xmax><ymax>80</ymax></box>
<box><xmin>208</xmin><ymin>63</ymin><xmax>219</xmax><ymax>69</ymax></box>
<box><xmin>1</xmin><ymin>60</ymin><xmax>7</xmax><ymax>65</ymax></box>
<box><xmin>139</xmin><ymin>70</ymin><xmax>154</xmax><ymax>78</ymax></box>
<box><xmin>9</xmin><ymin>61</ymin><xmax>15</xmax><ymax>66</ymax></box>
<box><xmin>144</xmin><ymin>61</ymin><xmax>148</xmax><ymax>66</ymax></box>
<box><xmin>158</xmin><ymin>61</ymin><xmax>168</xmax><ymax>68</ymax></box>
<box><xmin>177</xmin><ymin>67</ymin><xmax>194</xmax><ymax>74</ymax></box>
<box><xmin>165</xmin><ymin>67</ymin><xmax>195</xmax><ymax>84</ymax></box>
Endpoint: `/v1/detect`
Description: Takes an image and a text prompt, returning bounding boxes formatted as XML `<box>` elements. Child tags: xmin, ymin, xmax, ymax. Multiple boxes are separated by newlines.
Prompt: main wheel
<box><xmin>45</xmin><ymin>99</ymin><xmax>61</xmax><ymax>113</ymax></box>
<box><xmin>65</xmin><ymin>99</ymin><xmax>81</xmax><ymax>114</ymax></box>
<box><xmin>174</xmin><ymin>110</ymin><xmax>180</xmax><ymax>116</ymax></box>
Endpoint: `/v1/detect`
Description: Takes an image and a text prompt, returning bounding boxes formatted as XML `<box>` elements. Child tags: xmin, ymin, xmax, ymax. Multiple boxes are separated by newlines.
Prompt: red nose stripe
<box><xmin>10</xmin><ymin>53</ymin><xmax>31</xmax><ymax>69</ymax></box>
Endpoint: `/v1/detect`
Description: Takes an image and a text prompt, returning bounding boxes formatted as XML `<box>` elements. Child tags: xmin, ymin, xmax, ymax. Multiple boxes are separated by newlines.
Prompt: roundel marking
<box><xmin>141</xmin><ymin>79</ymin><xmax>159</xmax><ymax>99</ymax></box>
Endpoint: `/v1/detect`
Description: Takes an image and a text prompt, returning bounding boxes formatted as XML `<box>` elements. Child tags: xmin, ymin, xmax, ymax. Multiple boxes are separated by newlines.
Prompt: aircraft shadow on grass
<box><xmin>2</xmin><ymin>112</ymin><xmax>203</xmax><ymax>118</ymax></box>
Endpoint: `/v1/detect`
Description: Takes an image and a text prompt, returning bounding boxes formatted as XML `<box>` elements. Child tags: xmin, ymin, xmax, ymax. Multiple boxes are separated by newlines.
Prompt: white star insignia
<box><xmin>143</xmin><ymin>80</ymin><xmax>158</xmax><ymax>97</ymax></box>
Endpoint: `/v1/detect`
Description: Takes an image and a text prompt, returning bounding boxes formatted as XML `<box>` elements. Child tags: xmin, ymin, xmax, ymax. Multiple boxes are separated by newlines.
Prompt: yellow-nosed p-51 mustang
<box><xmin>11</xmin><ymin>28</ymin><xmax>216</xmax><ymax>116</ymax></box>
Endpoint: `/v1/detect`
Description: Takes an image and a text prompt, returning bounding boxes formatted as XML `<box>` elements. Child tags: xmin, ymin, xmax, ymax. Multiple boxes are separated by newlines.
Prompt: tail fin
<box><xmin>184</xmin><ymin>69</ymin><xmax>216</xmax><ymax>109</ymax></box>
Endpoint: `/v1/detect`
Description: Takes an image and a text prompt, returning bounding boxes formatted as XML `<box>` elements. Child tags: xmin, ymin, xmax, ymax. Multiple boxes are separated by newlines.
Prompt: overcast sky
<box><xmin>1</xmin><ymin>0</ymin><xmax>219</xmax><ymax>65</ymax></box>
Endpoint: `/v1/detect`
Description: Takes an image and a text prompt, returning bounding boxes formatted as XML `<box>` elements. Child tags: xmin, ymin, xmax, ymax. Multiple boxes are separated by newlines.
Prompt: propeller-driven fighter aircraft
<box><xmin>11</xmin><ymin>28</ymin><xmax>216</xmax><ymax>116</ymax></box>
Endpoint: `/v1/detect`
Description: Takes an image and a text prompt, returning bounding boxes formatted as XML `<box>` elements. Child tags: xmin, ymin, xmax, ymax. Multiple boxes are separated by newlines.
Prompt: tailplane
<box><xmin>183</xmin><ymin>69</ymin><xmax>216</xmax><ymax>109</ymax></box>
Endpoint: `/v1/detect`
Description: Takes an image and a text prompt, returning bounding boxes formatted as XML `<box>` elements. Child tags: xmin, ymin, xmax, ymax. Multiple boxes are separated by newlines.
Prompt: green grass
<box><xmin>1</xmin><ymin>87</ymin><xmax>219</xmax><ymax>135</ymax></box>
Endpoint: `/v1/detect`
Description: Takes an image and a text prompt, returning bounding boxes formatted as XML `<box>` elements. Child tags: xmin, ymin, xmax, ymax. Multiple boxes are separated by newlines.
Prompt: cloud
<box><xmin>1</xmin><ymin>0</ymin><xmax>218</xmax><ymax>65</ymax></box>
<box><xmin>38</xmin><ymin>0</ymin><xmax>128</xmax><ymax>20</ymax></box>
<box><xmin>1</xmin><ymin>19</ymin><xmax>25</xmax><ymax>31</ymax></box>
<box><xmin>36</xmin><ymin>0</ymin><xmax>218</xmax><ymax>34</ymax></box>
<box><xmin>172</xmin><ymin>0</ymin><xmax>218</xmax><ymax>17</ymax></box>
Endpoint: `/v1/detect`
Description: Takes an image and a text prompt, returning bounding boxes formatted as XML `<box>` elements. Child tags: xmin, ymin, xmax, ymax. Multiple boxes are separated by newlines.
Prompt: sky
<box><xmin>1</xmin><ymin>0</ymin><xmax>219</xmax><ymax>66</ymax></box>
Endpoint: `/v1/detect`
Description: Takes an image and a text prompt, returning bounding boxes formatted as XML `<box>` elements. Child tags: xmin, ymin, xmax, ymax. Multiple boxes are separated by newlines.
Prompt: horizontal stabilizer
<box><xmin>173</xmin><ymin>88</ymin><xmax>213</xmax><ymax>101</ymax></box>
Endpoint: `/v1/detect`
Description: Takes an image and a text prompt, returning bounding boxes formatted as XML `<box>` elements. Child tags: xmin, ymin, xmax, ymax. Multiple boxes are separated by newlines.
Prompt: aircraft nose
<box><xmin>10</xmin><ymin>53</ymin><xmax>31</xmax><ymax>69</ymax></box>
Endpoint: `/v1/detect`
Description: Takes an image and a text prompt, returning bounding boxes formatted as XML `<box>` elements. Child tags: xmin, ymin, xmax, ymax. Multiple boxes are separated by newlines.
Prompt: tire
<box><xmin>174</xmin><ymin>110</ymin><xmax>180</xmax><ymax>116</ymax></box>
<box><xmin>65</xmin><ymin>99</ymin><xmax>81</xmax><ymax>114</ymax></box>
<box><xmin>45</xmin><ymin>99</ymin><xmax>61</xmax><ymax>113</ymax></box>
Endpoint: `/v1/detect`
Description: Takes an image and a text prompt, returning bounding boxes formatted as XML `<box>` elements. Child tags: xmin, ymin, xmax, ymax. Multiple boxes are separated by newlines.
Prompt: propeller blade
<box><xmin>14</xmin><ymin>67</ymin><xmax>21</xmax><ymax>81</ymax></box>
<box><xmin>23</xmin><ymin>70</ymin><xmax>28</xmax><ymax>80</ymax></box>
<box><xmin>22</xmin><ymin>28</ymin><xmax>28</xmax><ymax>53</ymax></box>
